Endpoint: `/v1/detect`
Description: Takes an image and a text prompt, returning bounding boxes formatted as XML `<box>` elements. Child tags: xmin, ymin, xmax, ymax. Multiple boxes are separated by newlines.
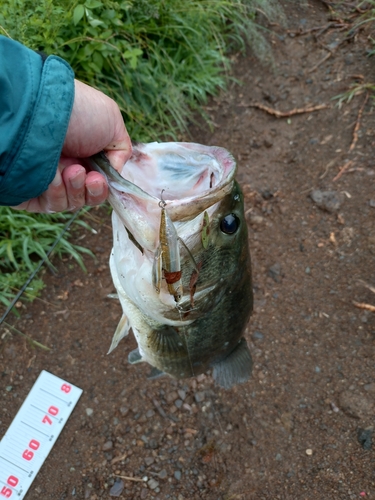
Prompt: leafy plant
<box><xmin>0</xmin><ymin>207</ymin><xmax>94</xmax><ymax>308</ymax></box>
<box><xmin>0</xmin><ymin>0</ymin><xmax>281</xmax><ymax>140</ymax></box>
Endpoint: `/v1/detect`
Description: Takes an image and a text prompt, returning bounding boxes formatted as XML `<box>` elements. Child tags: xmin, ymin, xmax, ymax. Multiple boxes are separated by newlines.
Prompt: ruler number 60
<box><xmin>1</xmin><ymin>476</ymin><xmax>19</xmax><ymax>497</ymax></box>
<box><xmin>22</xmin><ymin>439</ymin><xmax>40</xmax><ymax>461</ymax></box>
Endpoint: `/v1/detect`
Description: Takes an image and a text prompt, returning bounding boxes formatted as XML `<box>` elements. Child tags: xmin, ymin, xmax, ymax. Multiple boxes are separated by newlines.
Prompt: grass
<box><xmin>0</xmin><ymin>208</ymin><xmax>94</xmax><ymax>309</ymax></box>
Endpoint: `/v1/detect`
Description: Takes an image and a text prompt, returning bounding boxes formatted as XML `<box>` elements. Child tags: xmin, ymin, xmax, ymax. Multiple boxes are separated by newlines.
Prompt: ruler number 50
<box><xmin>1</xmin><ymin>476</ymin><xmax>19</xmax><ymax>497</ymax></box>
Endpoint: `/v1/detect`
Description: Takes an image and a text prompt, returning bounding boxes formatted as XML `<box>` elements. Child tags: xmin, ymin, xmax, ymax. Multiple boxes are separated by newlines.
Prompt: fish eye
<box><xmin>220</xmin><ymin>213</ymin><xmax>239</xmax><ymax>235</ymax></box>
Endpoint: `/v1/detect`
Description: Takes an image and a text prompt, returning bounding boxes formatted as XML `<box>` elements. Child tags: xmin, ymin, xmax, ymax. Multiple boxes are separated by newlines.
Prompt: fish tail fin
<box><xmin>107</xmin><ymin>314</ymin><xmax>130</xmax><ymax>354</ymax></box>
<box><xmin>212</xmin><ymin>338</ymin><xmax>253</xmax><ymax>389</ymax></box>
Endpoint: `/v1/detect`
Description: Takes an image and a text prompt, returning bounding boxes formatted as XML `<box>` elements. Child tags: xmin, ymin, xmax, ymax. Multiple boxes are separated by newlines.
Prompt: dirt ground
<box><xmin>2</xmin><ymin>1</ymin><xmax>375</xmax><ymax>499</ymax></box>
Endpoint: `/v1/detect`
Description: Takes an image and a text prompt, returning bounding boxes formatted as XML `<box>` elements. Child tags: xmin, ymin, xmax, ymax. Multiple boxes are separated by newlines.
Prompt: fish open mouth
<box><xmin>90</xmin><ymin>142</ymin><xmax>237</xmax><ymax>252</ymax></box>
<box><xmin>120</xmin><ymin>142</ymin><xmax>236</xmax><ymax>204</ymax></box>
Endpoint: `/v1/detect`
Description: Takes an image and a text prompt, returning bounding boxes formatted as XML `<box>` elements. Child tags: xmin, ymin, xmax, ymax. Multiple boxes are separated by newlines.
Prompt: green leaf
<box><xmin>73</xmin><ymin>4</ymin><xmax>84</xmax><ymax>25</ymax></box>
<box><xmin>85</xmin><ymin>0</ymin><xmax>102</xmax><ymax>9</ymax></box>
<box><xmin>89</xmin><ymin>18</ymin><xmax>104</xmax><ymax>28</ymax></box>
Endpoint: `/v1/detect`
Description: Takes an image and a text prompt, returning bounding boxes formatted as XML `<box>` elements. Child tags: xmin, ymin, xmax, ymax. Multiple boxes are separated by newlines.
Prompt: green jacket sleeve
<box><xmin>0</xmin><ymin>36</ymin><xmax>75</xmax><ymax>206</ymax></box>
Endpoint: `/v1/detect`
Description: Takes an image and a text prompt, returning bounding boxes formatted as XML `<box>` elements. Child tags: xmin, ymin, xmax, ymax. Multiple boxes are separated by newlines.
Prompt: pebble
<box><xmin>174</xmin><ymin>470</ymin><xmax>182</xmax><ymax>480</ymax></box>
<box><xmin>253</xmin><ymin>331</ymin><xmax>264</xmax><ymax>340</ymax></box>
<box><xmin>364</xmin><ymin>383</ymin><xmax>375</xmax><ymax>393</ymax></box>
<box><xmin>357</xmin><ymin>427</ymin><xmax>373</xmax><ymax>450</ymax></box>
<box><xmin>178</xmin><ymin>389</ymin><xmax>186</xmax><ymax>400</ymax></box>
<box><xmin>120</xmin><ymin>406</ymin><xmax>129</xmax><ymax>416</ymax></box>
<box><xmin>268</xmin><ymin>263</ymin><xmax>282</xmax><ymax>282</ymax></box>
<box><xmin>102</xmin><ymin>441</ymin><xmax>113</xmax><ymax>451</ymax></box>
<box><xmin>247</xmin><ymin>214</ymin><xmax>265</xmax><ymax>226</ymax></box>
<box><xmin>109</xmin><ymin>479</ymin><xmax>124</xmax><ymax>497</ymax></box>
<box><xmin>166</xmin><ymin>391</ymin><xmax>178</xmax><ymax>403</ymax></box>
<box><xmin>174</xmin><ymin>399</ymin><xmax>183</xmax><ymax>408</ymax></box>
<box><xmin>194</xmin><ymin>391</ymin><xmax>205</xmax><ymax>403</ymax></box>
<box><xmin>149</xmin><ymin>439</ymin><xmax>159</xmax><ymax>449</ymax></box>
<box><xmin>339</xmin><ymin>390</ymin><xmax>374</xmax><ymax>419</ymax></box>
<box><xmin>310</xmin><ymin>189</ymin><xmax>343</xmax><ymax>213</ymax></box>
<box><xmin>147</xmin><ymin>478</ymin><xmax>159</xmax><ymax>490</ymax></box>
<box><xmin>158</xmin><ymin>469</ymin><xmax>168</xmax><ymax>479</ymax></box>
<box><xmin>146</xmin><ymin>409</ymin><xmax>155</xmax><ymax>418</ymax></box>
<box><xmin>305</xmin><ymin>449</ymin><xmax>313</xmax><ymax>456</ymax></box>
<box><xmin>85</xmin><ymin>408</ymin><xmax>94</xmax><ymax>417</ymax></box>
<box><xmin>145</xmin><ymin>457</ymin><xmax>154</xmax><ymax>466</ymax></box>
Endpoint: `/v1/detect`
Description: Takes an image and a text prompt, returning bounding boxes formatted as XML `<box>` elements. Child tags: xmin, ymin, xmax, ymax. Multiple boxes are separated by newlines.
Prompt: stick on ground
<box><xmin>248</xmin><ymin>103</ymin><xmax>329</xmax><ymax>118</ymax></box>
<box><xmin>349</xmin><ymin>92</ymin><xmax>369</xmax><ymax>153</ymax></box>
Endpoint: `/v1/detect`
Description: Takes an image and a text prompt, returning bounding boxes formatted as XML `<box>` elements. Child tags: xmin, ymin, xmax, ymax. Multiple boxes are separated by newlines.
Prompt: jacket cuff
<box><xmin>2</xmin><ymin>55</ymin><xmax>74</xmax><ymax>205</ymax></box>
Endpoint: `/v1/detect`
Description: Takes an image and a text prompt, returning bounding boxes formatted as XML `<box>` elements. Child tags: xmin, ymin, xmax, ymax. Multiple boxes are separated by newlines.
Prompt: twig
<box><xmin>114</xmin><ymin>475</ymin><xmax>144</xmax><ymax>482</ymax></box>
<box><xmin>353</xmin><ymin>301</ymin><xmax>375</xmax><ymax>312</ymax></box>
<box><xmin>0</xmin><ymin>25</ymin><xmax>12</xmax><ymax>38</ymax></box>
<box><xmin>247</xmin><ymin>103</ymin><xmax>329</xmax><ymax>118</ymax></box>
<box><xmin>287</xmin><ymin>22</ymin><xmax>340</xmax><ymax>37</ymax></box>
<box><xmin>320</xmin><ymin>159</ymin><xmax>336</xmax><ymax>179</ymax></box>
<box><xmin>332</xmin><ymin>160</ymin><xmax>353</xmax><ymax>182</ymax></box>
<box><xmin>309</xmin><ymin>31</ymin><xmax>353</xmax><ymax>73</ymax></box>
<box><xmin>2</xmin><ymin>322</ymin><xmax>50</xmax><ymax>351</ymax></box>
<box><xmin>349</xmin><ymin>92</ymin><xmax>369</xmax><ymax>153</ymax></box>
<box><xmin>359</xmin><ymin>281</ymin><xmax>375</xmax><ymax>294</ymax></box>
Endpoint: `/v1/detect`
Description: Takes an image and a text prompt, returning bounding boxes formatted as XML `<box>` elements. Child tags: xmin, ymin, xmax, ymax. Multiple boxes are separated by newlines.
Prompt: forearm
<box><xmin>0</xmin><ymin>36</ymin><xmax>74</xmax><ymax>206</ymax></box>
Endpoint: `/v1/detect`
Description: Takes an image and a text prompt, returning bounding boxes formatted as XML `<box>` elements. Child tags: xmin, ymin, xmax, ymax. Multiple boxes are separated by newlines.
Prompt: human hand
<box><xmin>13</xmin><ymin>80</ymin><xmax>132</xmax><ymax>213</ymax></box>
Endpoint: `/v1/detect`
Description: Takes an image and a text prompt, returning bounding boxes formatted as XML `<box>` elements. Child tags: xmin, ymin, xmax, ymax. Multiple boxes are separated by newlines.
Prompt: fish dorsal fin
<box><xmin>147</xmin><ymin>367</ymin><xmax>166</xmax><ymax>379</ymax></box>
<box><xmin>212</xmin><ymin>338</ymin><xmax>253</xmax><ymax>389</ymax></box>
<box><xmin>148</xmin><ymin>326</ymin><xmax>186</xmax><ymax>358</ymax></box>
<box><xmin>128</xmin><ymin>348</ymin><xmax>143</xmax><ymax>364</ymax></box>
<box><xmin>107</xmin><ymin>314</ymin><xmax>130</xmax><ymax>354</ymax></box>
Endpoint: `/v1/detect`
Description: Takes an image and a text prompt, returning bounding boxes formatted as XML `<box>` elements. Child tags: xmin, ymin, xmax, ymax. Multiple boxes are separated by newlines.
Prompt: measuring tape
<box><xmin>0</xmin><ymin>370</ymin><xmax>82</xmax><ymax>499</ymax></box>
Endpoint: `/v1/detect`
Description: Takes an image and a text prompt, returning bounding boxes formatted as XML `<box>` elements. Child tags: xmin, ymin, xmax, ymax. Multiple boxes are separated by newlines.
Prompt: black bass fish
<box><xmin>89</xmin><ymin>142</ymin><xmax>253</xmax><ymax>389</ymax></box>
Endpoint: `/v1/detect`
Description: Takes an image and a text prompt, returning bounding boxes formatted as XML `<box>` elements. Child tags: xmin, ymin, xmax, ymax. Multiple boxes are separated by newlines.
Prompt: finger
<box><xmin>61</xmin><ymin>164</ymin><xmax>86</xmax><ymax>211</ymax></box>
<box><xmin>85</xmin><ymin>171</ymin><xmax>108</xmax><ymax>206</ymax></box>
<box><xmin>105</xmin><ymin>130</ymin><xmax>132</xmax><ymax>172</ymax></box>
<box><xmin>38</xmin><ymin>168</ymin><xmax>69</xmax><ymax>213</ymax></box>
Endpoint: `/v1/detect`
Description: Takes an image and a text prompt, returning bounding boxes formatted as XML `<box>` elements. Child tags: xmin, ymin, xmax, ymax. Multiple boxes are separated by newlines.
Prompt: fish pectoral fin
<box><xmin>128</xmin><ymin>348</ymin><xmax>143</xmax><ymax>364</ymax></box>
<box><xmin>107</xmin><ymin>314</ymin><xmax>130</xmax><ymax>354</ymax></box>
<box><xmin>149</xmin><ymin>326</ymin><xmax>186</xmax><ymax>358</ymax></box>
<box><xmin>211</xmin><ymin>338</ymin><xmax>253</xmax><ymax>389</ymax></box>
<box><xmin>147</xmin><ymin>367</ymin><xmax>166</xmax><ymax>380</ymax></box>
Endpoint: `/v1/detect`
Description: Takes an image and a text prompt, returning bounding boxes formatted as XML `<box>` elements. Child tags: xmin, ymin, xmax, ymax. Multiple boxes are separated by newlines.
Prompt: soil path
<box><xmin>1</xmin><ymin>1</ymin><xmax>375</xmax><ymax>499</ymax></box>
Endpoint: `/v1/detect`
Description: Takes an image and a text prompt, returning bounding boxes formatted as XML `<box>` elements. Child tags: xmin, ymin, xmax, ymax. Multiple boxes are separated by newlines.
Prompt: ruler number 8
<box><xmin>61</xmin><ymin>383</ymin><xmax>71</xmax><ymax>393</ymax></box>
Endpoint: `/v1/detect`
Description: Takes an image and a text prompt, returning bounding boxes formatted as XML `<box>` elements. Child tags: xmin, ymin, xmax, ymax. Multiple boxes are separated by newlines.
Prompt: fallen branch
<box><xmin>248</xmin><ymin>102</ymin><xmax>329</xmax><ymax>118</ymax></box>
<box><xmin>287</xmin><ymin>22</ymin><xmax>346</xmax><ymax>38</ymax></box>
<box><xmin>353</xmin><ymin>301</ymin><xmax>375</xmax><ymax>313</ymax></box>
<box><xmin>349</xmin><ymin>92</ymin><xmax>369</xmax><ymax>153</ymax></box>
<box><xmin>332</xmin><ymin>160</ymin><xmax>353</xmax><ymax>182</ymax></box>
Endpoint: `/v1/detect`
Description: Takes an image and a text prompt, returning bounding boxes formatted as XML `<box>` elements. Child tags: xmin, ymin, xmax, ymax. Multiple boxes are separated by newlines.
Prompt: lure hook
<box><xmin>158</xmin><ymin>189</ymin><xmax>167</xmax><ymax>209</ymax></box>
